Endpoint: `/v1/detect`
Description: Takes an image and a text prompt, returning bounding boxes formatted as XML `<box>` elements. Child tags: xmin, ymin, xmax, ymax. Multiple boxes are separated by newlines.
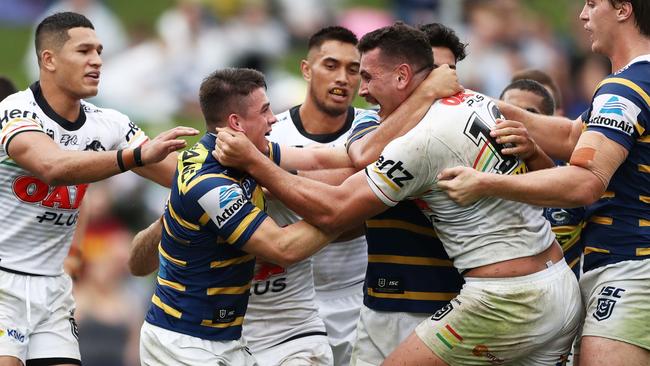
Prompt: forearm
<box><xmin>272</xmin><ymin>220</ymin><xmax>337</xmax><ymax>266</ymax></box>
<box><xmin>481</xmin><ymin>165</ymin><xmax>604</xmax><ymax>207</ymax></box>
<box><xmin>128</xmin><ymin>219</ymin><xmax>162</xmax><ymax>276</ymax></box>
<box><xmin>524</xmin><ymin>145</ymin><xmax>556</xmax><ymax>172</ymax></box>
<box><xmin>297</xmin><ymin>167</ymin><xmax>357</xmax><ymax>185</ymax></box>
<box><xmin>280</xmin><ymin>146</ymin><xmax>352</xmax><ymax>171</ymax></box>
<box><xmin>133</xmin><ymin>152</ymin><xmax>178</xmax><ymax>188</ymax></box>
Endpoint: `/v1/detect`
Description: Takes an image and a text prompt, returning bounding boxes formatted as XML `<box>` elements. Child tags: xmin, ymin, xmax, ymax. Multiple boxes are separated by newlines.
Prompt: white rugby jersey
<box><xmin>366</xmin><ymin>91</ymin><xmax>554</xmax><ymax>273</ymax></box>
<box><xmin>243</xmin><ymin>105</ymin><xmax>376</xmax><ymax>351</ymax></box>
<box><xmin>0</xmin><ymin>83</ymin><xmax>148</xmax><ymax>275</ymax></box>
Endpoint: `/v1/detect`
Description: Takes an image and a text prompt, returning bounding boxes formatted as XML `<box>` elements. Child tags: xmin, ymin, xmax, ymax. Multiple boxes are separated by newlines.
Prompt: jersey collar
<box><xmin>289</xmin><ymin>105</ymin><xmax>355</xmax><ymax>143</ymax></box>
<box><xmin>29</xmin><ymin>82</ymin><xmax>87</xmax><ymax>131</ymax></box>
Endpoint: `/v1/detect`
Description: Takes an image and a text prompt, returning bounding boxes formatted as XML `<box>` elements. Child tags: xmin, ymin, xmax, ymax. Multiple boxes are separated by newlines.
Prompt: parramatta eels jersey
<box><xmin>347</xmin><ymin>116</ymin><xmax>463</xmax><ymax>313</ymax></box>
<box><xmin>145</xmin><ymin>133</ymin><xmax>280</xmax><ymax>341</ymax></box>
<box><xmin>366</xmin><ymin>91</ymin><xmax>554</xmax><ymax>273</ymax></box>
<box><xmin>544</xmin><ymin>205</ymin><xmax>585</xmax><ymax>279</ymax></box>
<box><xmin>0</xmin><ymin>82</ymin><xmax>148</xmax><ymax>275</ymax></box>
<box><xmin>579</xmin><ymin>55</ymin><xmax>650</xmax><ymax>272</ymax></box>
<box><xmin>243</xmin><ymin>106</ymin><xmax>378</xmax><ymax>351</ymax></box>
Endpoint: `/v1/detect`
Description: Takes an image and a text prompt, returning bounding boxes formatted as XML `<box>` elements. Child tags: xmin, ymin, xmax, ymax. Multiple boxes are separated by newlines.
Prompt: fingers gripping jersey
<box><xmin>579</xmin><ymin>55</ymin><xmax>650</xmax><ymax>272</ymax></box>
<box><xmin>0</xmin><ymin>83</ymin><xmax>148</xmax><ymax>275</ymax></box>
<box><xmin>365</xmin><ymin>91</ymin><xmax>554</xmax><ymax>272</ymax></box>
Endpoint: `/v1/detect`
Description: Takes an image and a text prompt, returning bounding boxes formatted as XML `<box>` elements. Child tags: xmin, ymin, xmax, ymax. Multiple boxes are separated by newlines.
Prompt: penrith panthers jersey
<box><xmin>0</xmin><ymin>82</ymin><xmax>148</xmax><ymax>275</ymax></box>
<box><xmin>366</xmin><ymin>91</ymin><xmax>554</xmax><ymax>273</ymax></box>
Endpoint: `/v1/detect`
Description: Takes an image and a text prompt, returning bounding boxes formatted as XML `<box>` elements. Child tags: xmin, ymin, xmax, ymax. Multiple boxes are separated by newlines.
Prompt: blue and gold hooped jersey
<box><xmin>145</xmin><ymin>133</ymin><xmax>281</xmax><ymax>341</ymax></box>
<box><xmin>347</xmin><ymin>118</ymin><xmax>463</xmax><ymax>313</ymax></box>
<box><xmin>543</xmin><ymin>207</ymin><xmax>585</xmax><ymax>278</ymax></box>
<box><xmin>580</xmin><ymin>56</ymin><xmax>650</xmax><ymax>272</ymax></box>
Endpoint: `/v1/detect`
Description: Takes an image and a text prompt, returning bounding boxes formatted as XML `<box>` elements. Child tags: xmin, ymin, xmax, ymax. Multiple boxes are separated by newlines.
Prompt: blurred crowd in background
<box><xmin>0</xmin><ymin>0</ymin><xmax>612</xmax><ymax>364</ymax></box>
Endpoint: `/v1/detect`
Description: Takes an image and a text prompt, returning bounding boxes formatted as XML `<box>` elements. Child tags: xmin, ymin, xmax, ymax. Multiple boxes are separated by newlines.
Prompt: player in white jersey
<box><xmin>0</xmin><ymin>12</ymin><xmax>197</xmax><ymax>366</ymax></box>
<box><xmin>214</xmin><ymin>23</ymin><xmax>582</xmax><ymax>365</ymax></box>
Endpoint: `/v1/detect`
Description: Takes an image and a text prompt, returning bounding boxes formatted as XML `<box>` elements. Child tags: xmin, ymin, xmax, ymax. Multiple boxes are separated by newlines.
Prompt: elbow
<box><xmin>572</xmin><ymin>180</ymin><xmax>605</xmax><ymax>207</ymax></box>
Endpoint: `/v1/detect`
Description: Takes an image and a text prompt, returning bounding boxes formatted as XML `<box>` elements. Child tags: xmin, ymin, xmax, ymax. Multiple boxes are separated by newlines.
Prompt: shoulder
<box><xmin>81</xmin><ymin>100</ymin><xmax>132</xmax><ymax>125</ymax></box>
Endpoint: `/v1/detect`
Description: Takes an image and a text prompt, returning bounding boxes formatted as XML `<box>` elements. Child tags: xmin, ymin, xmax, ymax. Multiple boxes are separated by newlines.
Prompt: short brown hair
<box><xmin>511</xmin><ymin>69</ymin><xmax>561</xmax><ymax>109</ymax></box>
<box><xmin>35</xmin><ymin>12</ymin><xmax>94</xmax><ymax>65</ymax></box>
<box><xmin>199</xmin><ymin>68</ymin><xmax>267</xmax><ymax>127</ymax></box>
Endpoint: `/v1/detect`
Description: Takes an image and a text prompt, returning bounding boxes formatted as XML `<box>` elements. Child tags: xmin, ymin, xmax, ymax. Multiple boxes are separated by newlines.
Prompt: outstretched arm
<box><xmin>214</xmin><ymin>129</ymin><xmax>388</xmax><ymax>232</ymax></box>
<box><xmin>7</xmin><ymin>126</ymin><xmax>198</xmax><ymax>186</ymax></box>
<box><xmin>349</xmin><ymin>65</ymin><xmax>462</xmax><ymax>169</ymax></box>
<box><xmin>128</xmin><ymin>217</ymin><xmax>162</xmax><ymax>276</ymax></box>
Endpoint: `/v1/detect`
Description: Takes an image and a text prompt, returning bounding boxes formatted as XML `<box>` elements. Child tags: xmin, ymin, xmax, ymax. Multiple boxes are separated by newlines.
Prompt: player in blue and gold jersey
<box><xmin>438</xmin><ymin>1</ymin><xmax>650</xmax><ymax>364</ymax></box>
<box><xmin>132</xmin><ymin>68</ymin><xmax>338</xmax><ymax>365</ymax></box>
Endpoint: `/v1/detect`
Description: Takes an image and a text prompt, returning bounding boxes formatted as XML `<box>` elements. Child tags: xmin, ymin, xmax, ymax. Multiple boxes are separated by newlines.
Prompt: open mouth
<box><xmin>85</xmin><ymin>71</ymin><xmax>100</xmax><ymax>81</ymax></box>
<box><xmin>329</xmin><ymin>87</ymin><xmax>348</xmax><ymax>98</ymax></box>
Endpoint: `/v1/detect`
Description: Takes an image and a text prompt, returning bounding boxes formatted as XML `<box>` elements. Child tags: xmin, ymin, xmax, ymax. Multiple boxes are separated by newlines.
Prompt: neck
<box><xmin>607</xmin><ymin>29</ymin><xmax>650</xmax><ymax>71</ymax></box>
<box><xmin>39</xmin><ymin>76</ymin><xmax>82</xmax><ymax>122</ymax></box>
<box><xmin>299</xmin><ymin>95</ymin><xmax>349</xmax><ymax>135</ymax></box>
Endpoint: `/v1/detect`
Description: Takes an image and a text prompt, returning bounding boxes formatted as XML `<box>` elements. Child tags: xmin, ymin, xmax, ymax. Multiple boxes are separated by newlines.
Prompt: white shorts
<box><xmin>253</xmin><ymin>334</ymin><xmax>333</xmax><ymax>366</ymax></box>
<box><xmin>576</xmin><ymin>259</ymin><xmax>650</xmax><ymax>352</ymax></box>
<box><xmin>415</xmin><ymin>259</ymin><xmax>583</xmax><ymax>365</ymax></box>
<box><xmin>315</xmin><ymin>282</ymin><xmax>363</xmax><ymax>366</ymax></box>
<box><xmin>351</xmin><ymin>305</ymin><xmax>428</xmax><ymax>366</ymax></box>
<box><xmin>140</xmin><ymin>321</ymin><xmax>258</xmax><ymax>365</ymax></box>
<box><xmin>0</xmin><ymin>269</ymin><xmax>80</xmax><ymax>364</ymax></box>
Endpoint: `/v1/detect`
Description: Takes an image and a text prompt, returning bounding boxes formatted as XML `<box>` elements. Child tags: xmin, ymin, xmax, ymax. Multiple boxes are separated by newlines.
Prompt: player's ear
<box><xmin>41</xmin><ymin>49</ymin><xmax>56</xmax><ymax>72</ymax></box>
<box><xmin>616</xmin><ymin>1</ymin><xmax>633</xmax><ymax>21</ymax></box>
<box><xmin>227</xmin><ymin>114</ymin><xmax>245</xmax><ymax>132</ymax></box>
<box><xmin>396</xmin><ymin>64</ymin><xmax>410</xmax><ymax>90</ymax></box>
<box><xmin>300</xmin><ymin>59</ymin><xmax>311</xmax><ymax>82</ymax></box>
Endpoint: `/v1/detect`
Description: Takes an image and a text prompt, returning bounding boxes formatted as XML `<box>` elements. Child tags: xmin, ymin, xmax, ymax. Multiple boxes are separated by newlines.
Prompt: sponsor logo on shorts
<box><xmin>6</xmin><ymin>329</ymin><xmax>25</xmax><ymax>343</ymax></box>
<box><xmin>472</xmin><ymin>344</ymin><xmax>504</xmax><ymax>365</ymax></box>
<box><xmin>593</xmin><ymin>285</ymin><xmax>625</xmax><ymax>321</ymax></box>
<box><xmin>214</xmin><ymin>185</ymin><xmax>245</xmax><ymax>227</ymax></box>
<box><xmin>435</xmin><ymin>324</ymin><xmax>463</xmax><ymax>350</ymax></box>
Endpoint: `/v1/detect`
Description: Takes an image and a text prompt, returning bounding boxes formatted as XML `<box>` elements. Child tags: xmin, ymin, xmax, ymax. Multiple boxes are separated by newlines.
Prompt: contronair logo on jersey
<box><xmin>215</xmin><ymin>185</ymin><xmax>245</xmax><ymax>226</ymax></box>
<box><xmin>589</xmin><ymin>94</ymin><xmax>638</xmax><ymax>136</ymax></box>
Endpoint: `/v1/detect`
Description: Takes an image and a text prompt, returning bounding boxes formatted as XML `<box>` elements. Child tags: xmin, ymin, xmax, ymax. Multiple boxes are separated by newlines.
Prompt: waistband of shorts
<box><xmin>315</xmin><ymin>280</ymin><xmax>364</xmax><ymax>300</ymax></box>
<box><xmin>0</xmin><ymin>265</ymin><xmax>47</xmax><ymax>276</ymax></box>
<box><xmin>464</xmin><ymin>258</ymin><xmax>569</xmax><ymax>286</ymax></box>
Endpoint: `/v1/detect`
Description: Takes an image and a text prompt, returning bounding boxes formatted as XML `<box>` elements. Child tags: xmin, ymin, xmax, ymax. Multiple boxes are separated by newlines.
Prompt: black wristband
<box><xmin>116</xmin><ymin>149</ymin><xmax>127</xmax><ymax>172</ymax></box>
<box><xmin>133</xmin><ymin>146</ymin><xmax>144</xmax><ymax>166</ymax></box>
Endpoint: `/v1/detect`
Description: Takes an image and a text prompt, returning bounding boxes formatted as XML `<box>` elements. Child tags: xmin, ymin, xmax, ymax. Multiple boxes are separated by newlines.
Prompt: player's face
<box><xmin>502</xmin><ymin>89</ymin><xmax>545</xmax><ymax>115</ymax></box>
<box><xmin>51</xmin><ymin>27</ymin><xmax>103</xmax><ymax>99</ymax></box>
<box><xmin>580</xmin><ymin>0</ymin><xmax>618</xmax><ymax>55</ymax></box>
<box><xmin>359</xmin><ymin>48</ymin><xmax>400</xmax><ymax>118</ymax></box>
<box><xmin>432</xmin><ymin>47</ymin><xmax>457</xmax><ymax>69</ymax></box>
<box><xmin>306</xmin><ymin>40</ymin><xmax>361</xmax><ymax>117</ymax></box>
<box><xmin>238</xmin><ymin>88</ymin><xmax>277</xmax><ymax>155</ymax></box>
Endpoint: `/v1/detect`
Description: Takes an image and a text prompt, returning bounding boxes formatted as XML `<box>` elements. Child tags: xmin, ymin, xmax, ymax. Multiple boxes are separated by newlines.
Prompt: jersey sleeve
<box><xmin>584</xmin><ymin>80</ymin><xmax>645</xmax><ymax>151</ymax></box>
<box><xmin>364</xmin><ymin>132</ymin><xmax>432</xmax><ymax>207</ymax></box>
<box><xmin>105</xmin><ymin>108</ymin><xmax>149</xmax><ymax>150</ymax></box>
<box><xmin>346</xmin><ymin>109</ymin><xmax>380</xmax><ymax>149</ymax></box>
<box><xmin>0</xmin><ymin>99</ymin><xmax>45</xmax><ymax>154</ymax></box>
<box><xmin>266</xmin><ymin>141</ymin><xmax>282</xmax><ymax>165</ymax></box>
<box><xmin>197</xmin><ymin>183</ymin><xmax>268</xmax><ymax>249</ymax></box>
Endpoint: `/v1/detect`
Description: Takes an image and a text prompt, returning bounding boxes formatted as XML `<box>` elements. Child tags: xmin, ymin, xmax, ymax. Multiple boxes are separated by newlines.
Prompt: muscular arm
<box><xmin>496</xmin><ymin>101</ymin><xmax>583</xmax><ymax>161</ymax></box>
<box><xmin>349</xmin><ymin>65</ymin><xmax>461</xmax><ymax>169</ymax></box>
<box><xmin>279</xmin><ymin>145</ymin><xmax>353</xmax><ymax>171</ymax></box>
<box><xmin>7</xmin><ymin>126</ymin><xmax>196</xmax><ymax>186</ymax></box>
<box><xmin>438</xmin><ymin>131</ymin><xmax>627</xmax><ymax>207</ymax></box>
<box><xmin>128</xmin><ymin>218</ymin><xmax>162</xmax><ymax>276</ymax></box>
<box><xmin>132</xmin><ymin>152</ymin><xmax>178</xmax><ymax>187</ymax></box>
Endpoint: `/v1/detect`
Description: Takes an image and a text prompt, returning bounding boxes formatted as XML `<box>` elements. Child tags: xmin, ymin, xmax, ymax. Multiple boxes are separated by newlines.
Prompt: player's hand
<box><xmin>213</xmin><ymin>127</ymin><xmax>261</xmax><ymax>169</ymax></box>
<box><xmin>437</xmin><ymin>166</ymin><xmax>485</xmax><ymax>206</ymax></box>
<box><xmin>141</xmin><ymin>126</ymin><xmax>199</xmax><ymax>164</ymax></box>
<box><xmin>491</xmin><ymin>119</ymin><xmax>538</xmax><ymax>160</ymax></box>
<box><xmin>495</xmin><ymin>100</ymin><xmax>528</xmax><ymax>121</ymax></box>
<box><xmin>420</xmin><ymin>64</ymin><xmax>463</xmax><ymax>100</ymax></box>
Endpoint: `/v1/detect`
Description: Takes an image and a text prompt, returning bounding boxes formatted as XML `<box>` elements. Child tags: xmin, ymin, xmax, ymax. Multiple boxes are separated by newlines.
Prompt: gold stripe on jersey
<box><xmin>584</xmin><ymin>246</ymin><xmax>610</xmax><ymax>255</ymax></box>
<box><xmin>598</xmin><ymin>78</ymin><xmax>650</xmax><ymax>110</ymax></box>
<box><xmin>201</xmin><ymin>316</ymin><xmax>245</xmax><ymax>328</ymax></box>
<box><xmin>637</xmin><ymin>135</ymin><xmax>650</xmax><ymax>143</ymax></box>
<box><xmin>159</xmin><ymin>243</ymin><xmax>187</xmax><ymax>267</ymax></box>
<box><xmin>552</xmin><ymin>225</ymin><xmax>581</xmax><ymax>252</ymax></box>
<box><xmin>640</xmin><ymin>195</ymin><xmax>650</xmax><ymax>204</ymax></box>
<box><xmin>181</xmin><ymin>173</ymin><xmax>238</xmax><ymax>195</ymax></box>
<box><xmin>168</xmin><ymin>202</ymin><xmax>199</xmax><ymax>231</ymax></box>
<box><xmin>206</xmin><ymin>283</ymin><xmax>251</xmax><ymax>296</ymax></box>
<box><xmin>348</xmin><ymin>126</ymin><xmax>378</xmax><ymax>143</ymax></box>
<box><xmin>267</xmin><ymin>142</ymin><xmax>275</xmax><ymax>162</ymax></box>
<box><xmin>162</xmin><ymin>216</ymin><xmax>190</xmax><ymax>245</ymax></box>
<box><xmin>637</xmin><ymin>248</ymin><xmax>650</xmax><ymax>256</ymax></box>
<box><xmin>157</xmin><ymin>276</ymin><xmax>186</xmax><ymax>291</ymax></box>
<box><xmin>367</xmin><ymin>288</ymin><xmax>457</xmax><ymax>301</ymax></box>
<box><xmin>225</xmin><ymin>208</ymin><xmax>263</xmax><ymax>244</ymax></box>
<box><xmin>366</xmin><ymin>219</ymin><xmax>437</xmax><ymax>237</ymax></box>
<box><xmin>372</xmin><ymin>166</ymin><xmax>399</xmax><ymax>191</ymax></box>
<box><xmin>638</xmin><ymin>164</ymin><xmax>650</xmax><ymax>174</ymax></box>
<box><xmin>152</xmin><ymin>294</ymin><xmax>182</xmax><ymax>318</ymax></box>
<box><xmin>199</xmin><ymin>212</ymin><xmax>210</xmax><ymax>226</ymax></box>
<box><xmin>210</xmin><ymin>254</ymin><xmax>255</xmax><ymax>268</ymax></box>
<box><xmin>590</xmin><ymin>216</ymin><xmax>613</xmax><ymax>225</ymax></box>
<box><xmin>368</xmin><ymin>254</ymin><xmax>453</xmax><ymax>267</ymax></box>
<box><xmin>602</xmin><ymin>191</ymin><xmax>615</xmax><ymax>199</ymax></box>
<box><xmin>568</xmin><ymin>257</ymin><xmax>580</xmax><ymax>269</ymax></box>
<box><xmin>640</xmin><ymin>219</ymin><xmax>650</xmax><ymax>226</ymax></box>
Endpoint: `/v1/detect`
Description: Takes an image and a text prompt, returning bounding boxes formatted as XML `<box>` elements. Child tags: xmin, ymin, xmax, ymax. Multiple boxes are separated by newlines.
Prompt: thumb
<box><xmin>437</xmin><ymin>166</ymin><xmax>463</xmax><ymax>181</ymax></box>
